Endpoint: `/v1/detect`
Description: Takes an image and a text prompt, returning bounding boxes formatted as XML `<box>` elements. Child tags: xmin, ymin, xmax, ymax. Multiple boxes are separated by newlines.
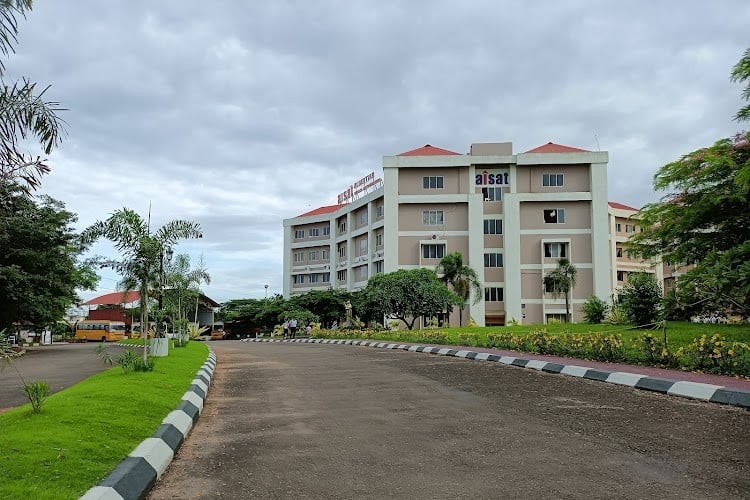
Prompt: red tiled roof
<box><xmin>397</xmin><ymin>144</ymin><xmax>461</xmax><ymax>156</ymax></box>
<box><xmin>84</xmin><ymin>291</ymin><xmax>140</xmax><ymax>305</ymax></box>
<box><xmin>524</xmin><ymin>142</ymin><xmax>589</xmax><ymax>153</ymax></box>
<box><xmin>297</xmin><ymin>204</ymin><xmax>344</xmax><ymax>217</ymax></box>
<box><xmin>608</xmin><ymin>201</ymin><xmax>640</xmax><ymax>211</ymax></box>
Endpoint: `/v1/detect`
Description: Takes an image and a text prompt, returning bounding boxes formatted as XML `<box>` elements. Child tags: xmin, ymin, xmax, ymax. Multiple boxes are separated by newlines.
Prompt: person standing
<box><xmin>289</xmin><ymin>318</ymin><xmax>297</xmax><ymax>339</ymax></box>
<box><xmin>282</xmin><ymin>320</ymin><xmax>289</xmax><ymax>338</ymax></box>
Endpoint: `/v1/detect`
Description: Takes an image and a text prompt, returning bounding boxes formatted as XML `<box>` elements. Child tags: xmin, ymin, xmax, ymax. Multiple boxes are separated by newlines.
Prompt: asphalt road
<box><xmin>0</xmin><ymin>342</ymin><xmax>135</xmax><ymax>410</ymax></box>
<box><xmin>149</xmin><ymin>341</ymin><xmax>750</xmax><ymax>499</ymax></box>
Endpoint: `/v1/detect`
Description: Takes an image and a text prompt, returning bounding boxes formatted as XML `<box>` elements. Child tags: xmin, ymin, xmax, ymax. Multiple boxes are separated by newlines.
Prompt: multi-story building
<box><xmin>284</xmin><ymin>140</ymin><xmax>631</xmax><ymax>327</ymax></box>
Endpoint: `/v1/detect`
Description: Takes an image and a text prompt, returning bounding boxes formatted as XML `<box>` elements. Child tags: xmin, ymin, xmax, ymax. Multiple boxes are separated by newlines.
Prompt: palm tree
<box><xmin>1</xmin><ymin>1</ymin><xmax>66</xmax><ymax>192</ymax></box>
<box><xmin>542</xmin><ymin>258</ymin><xmax>578</xmax><ymax>323</ymax></box>
<box><xmin>165</xmin><ymin>254</ymin><xmax>210</xmax><ymax>341</ymax></box>
<box><xmin>81</xmin><ymin>208</ymin><xmax>202</xmax><ymax>361</ymax></box>
<box><xmin>436</xmin><ymin>252</ymin><xmax>481</xmax><ymax>326</ymax></box>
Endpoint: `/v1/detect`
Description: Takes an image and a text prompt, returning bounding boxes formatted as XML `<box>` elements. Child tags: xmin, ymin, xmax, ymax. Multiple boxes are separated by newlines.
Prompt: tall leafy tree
<box><xmin>1</xmin><ymin>0</ymin><xmax>66</xmax><ymax>193</ymax></box>
<box><xmin>542</xmin><ymin>258</ymin><xmax>578</xmax><ymax>323</ymax></box>
<box><xmin>81</xmin><ymin>208</ymin><xmax>202</xmax><ymax>361</ymax></box>
<box><xmin>358</xmin><ymin>268</ymin><xmax>461</xmax><ymax>330</ymax></box>
<box><xmin>731</xmin><ymin>47</ymin><xmax>750</xmax><ymax>122</ymax></box>
<box><xmin>436</xmin><ymin>251</ymin><xmax>481</xmax><ymax>326</ymax></box>
<box><xmin>629</xmin><ymin>131</ymin><xmax>750</xmax><ymax>314</ymax></box>
<box><xmin>0</xmin><ymin>182</ymin><xmax>97</xmax><ymax>331</ymax></box>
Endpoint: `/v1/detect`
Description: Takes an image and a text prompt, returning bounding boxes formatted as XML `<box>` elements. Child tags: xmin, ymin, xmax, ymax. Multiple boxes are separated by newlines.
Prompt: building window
<box><xmin>617</xmin><ymin>270</ymin><xmax>627</xmax><ymax>282</ymax></box>
<box><xmin>338</xmin><ymin>244</ymin><xmax>346</xmax><ymax>258</ymax></box>
<box><xmin>377</xmin><ymin>205</ymin><xmax>384</xmax><ymax>218</ymax></box>
<box><xmin>374</xmin><ymin>260</ymin><xmax>384</xmax><ymax>274</ymax></box>
<box><xmin>357</xmin><ymin>266</ymin><xmax>368</xmax><ymax>281</ymax></box>
<box><xmin>483</xmin><ymin>219</ymin><xmax>503</xmax><ymax>234</ymax></box>
<box><xmin>375</xmin><ymin>232</ymin><xmax>383</xmax><ymax>248</ymax></box>
<box><xmin>422</xmin><ymin>210</ymin><xmax>444</xmax><ymax>225</ymax></box>
<box><xmin>542</xmin><ymin>173</ymin><xmax>564</xmax><ymax>187</ymax></box>
<box><xmin>309</xmin><ymin>274</ymin><xmax>319</xmax><ymax>283</ymax></box>
<box><xmin>482</xmin><ymin>187</ymin><xmax>502</xmax><ymax>201</ymax></box>
<box><xmin>309</xmin><ymin>251</ymin><xmax>319</xmax><ymax>261</ymax></box>
<box><xmin>293</xmin><ymin>252</ymin><xmax>304</xmax><ymax>263</ymax></box>
<box><xmin>293</xmin><ymin>275</ymin><xmax>305</xmax><ymax>284</ymax></box>
<box><xmin>359</xmin><ymin>238</ymin><xmax>368</xmax><ymax>255</ymax></box>
<box><xmin>338</xmin><ymin>221</ymin><xmax>347</xmax><ymax>233</ymax></box>
<box><xmin>309</xmin><ymin>228</ymin><xmax>319</xmax><ymax>237</ymax></box>
<box><xmin>423</xmin><ymin>176</ymin><xmax>444</xmax><ymax>189</ymax></box>
<box><xmin>625</xmin><ymin>224</ymin><xmax>636</xmax><ymax>233</ymax></box>
<box><xmin>544</xmin><ymin>243</ymin><xmax>567</xmax><ymax>258</ymax></box>
<box><xmin>543</xmin><ymin>209</ymin><xmax>565</xmax><ymax>224</ymax></box>
<box><xmin>484</xmin><ymin>287</ymin><xmax>503</xmax><ymax>302</ymax></box>
<box><xmin>484</xmin><ymin>253</ymin><xmax>503</xmax><ymax>267</ymax></box>
<box><xmin>422</xmin><ymin>244</ymin><xmax>446</xmax><ymax>259</ymax></box>
<box><xmin>322</xmin><ymin>272</ymin><xmax>331</xmax><ymax>283</ymax></box>
<box><xmin>322</xmin><ymin>249</ymin><xmax>329</xmax><ymax>260</ymax></box>
<box><xmin>359</xmin><ymin>212</ymin><xmax>368</xmax><ymax>225</ymax></box>
<box><xmin>546</xmin><ymin>313</ymin><xmax>567</xmax><ymax>323</ymax></box>
<box><xmin>337</xmin><ymin>270</ymin><xmax>347</xmax><ymax>282</ymax></box>
<box><xmin>616</xmin><ymin>247</ymin><xmax>623</xmax><ymax>258</ymax></box>
<box><xmin>616</xmin><ymin>223</ymin><xmax>622</xmax><ymax>232</ymax></box>
<box><xmin>323</xmin><ymin>226</ymin><xmax>330</xmax><ymax>236</ymax></box>
<box><xmin>294</xmin><ymin>229</ymin><xmax>305</xmax><ymax>239</ymax></box>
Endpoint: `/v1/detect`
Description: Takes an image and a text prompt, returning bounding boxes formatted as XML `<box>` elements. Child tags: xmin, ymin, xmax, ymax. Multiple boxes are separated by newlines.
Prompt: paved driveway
<box><xmin>0</xmin><ymin>342</ymin><xmax>129</xmax><ymax>410</ymax></box>
<box><xmin>149</xmin><ymin>341</ymin><xmax>750</xmax><ymax>499</ymax></box>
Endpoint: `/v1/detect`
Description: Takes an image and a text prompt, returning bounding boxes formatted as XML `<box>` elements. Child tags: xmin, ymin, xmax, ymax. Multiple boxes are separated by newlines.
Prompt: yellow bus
<box><xmin>75</xmin><ymin>320</ymin><xmax>127</xmax><ymax>342</ymax></box>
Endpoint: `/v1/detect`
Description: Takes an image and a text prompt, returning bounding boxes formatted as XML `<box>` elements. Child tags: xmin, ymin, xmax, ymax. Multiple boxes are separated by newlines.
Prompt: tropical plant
<box><xmin>436</xmin><ymin>252</ymin><xmax>482</xmax><ymax>326</ymax></box>
<box><xmin>164</xmin><ymin>253</ymin><xmax>210</xmax><ymax>341</ymax></box>
<box><xmin>618</xmin><ymin>272</ymin><xmax>663</xmax><ymax>327</ymax></box>
<box><xmin>582</xmin><ymin>296</ymin><xmax>609</xmax><ymax>324</ymax></box>
<box><xmin>731</xmin><ymin>47</ymin><xmax>750</xmax><ymax>122</ymax></box>
<box><xmin>542</xmin><ymin>258</ymin><xmax>578</xmax><ymax>322</ymax></box>
<box><xmin>81</xmin><ymin>208</ymin><xmax>202</xmax><ymax>362</ymax></box>
<box><xmin>1</xmin><ymin>1</ymin><xmax>66</xmax><ymax>193</ymax></box>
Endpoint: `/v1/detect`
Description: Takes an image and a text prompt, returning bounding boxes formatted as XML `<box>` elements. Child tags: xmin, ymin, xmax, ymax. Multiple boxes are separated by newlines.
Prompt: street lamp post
<box><xmin>264</xmin><ymin>284</ymin><xmax>269</xmax><ymax>298</ymax></box>
<box><xmin>158</xmin><ymin>247</ymin><xmax>174</xmax><ymax>336</ymax></box>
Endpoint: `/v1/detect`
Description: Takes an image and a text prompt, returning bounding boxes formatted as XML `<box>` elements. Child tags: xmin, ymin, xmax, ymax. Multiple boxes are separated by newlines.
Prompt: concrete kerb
<box><xmin>80</xmin><ymin>349</ymin><xmax>216</xmax><ymax>500</ymax></box>
<box><xmin>240</xmin><ymin>338</ymin><xmax>750</xmax><ymax>410</ymax></box>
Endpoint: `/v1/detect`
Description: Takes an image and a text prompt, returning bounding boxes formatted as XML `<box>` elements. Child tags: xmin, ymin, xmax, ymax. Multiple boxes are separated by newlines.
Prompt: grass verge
<box><xmin>0</xmin><ymin>341</ymin><xmax>209</xmax><ymax>500</ymax></box>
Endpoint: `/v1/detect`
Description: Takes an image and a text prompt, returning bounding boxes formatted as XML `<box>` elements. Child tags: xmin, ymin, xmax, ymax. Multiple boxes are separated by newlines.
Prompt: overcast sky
<box><xmin>6</xmin><ymin>1</ymin><xmax>748</xmax><ymax>303</ymax></box>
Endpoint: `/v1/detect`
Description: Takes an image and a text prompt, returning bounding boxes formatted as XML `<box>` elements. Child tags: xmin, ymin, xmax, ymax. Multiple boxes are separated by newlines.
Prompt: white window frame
<box><xmin>359</xmin><ymin>238</ymin><xmax>368</xmax><ymax>255</ymax></box>
<box><xmin>422</xmin><ymin>243</ymin><xmax>446</xmax><ymax>259</ymax></box>
<box><xmin>544</xmin><ymin>243</ymin><xmax>567</xmax><ymax>258</ymax></box>
<box><xmin>374</xmin><ymin>260</ymin><xmax>384</xmax><ymax>274</ymax></box>
<box><xmin>293</xmin><ymin>252</ymin><xmax>304</xmax><ymax>263</ymax></box>
<box><xmin>323</xmin><ymin>226</ymin><xmax>330</xmax><ymax>236</ymax></box>
<box><xmin>422</xmin><ymin>210</ymin><xmax>444</xmax><ymax>226</ymax></box>
<box><xmin>484</xmin><ymin>287</ymin><xmax>504</xmax><ymax>302</ymax></box>
<box><xmin>543</xmin><ymin>209</ymin><xmax>566</xmax><ymax>224</ymax></box>
<box><xmin>309</xmin><ymin>228</ymin><xmax>319</xmax><ymax>237</ymax></box>
<box><xmin>484</xmin><ymin>253</ymin><xmax>503</xmax><ymax>267</ymax></box>
<box><xmin>322</xmin><ymin>249</ymin><xmax>329</xmax><ymax>260</ymax></box>
<box><xmin>423</xmin><ymin>176</ymin><xmax>444</xmax><ymax>189</ymax></box>
<box><xmin>294</xmin><ymin>229</ymin><xmax>305</xmax><ymax>239</ymax></box>
<box><xmin>375</xmin><ymin>232</ymin><xmax>383</xmax><ymax>248</ymax></box>
<box><xmin>483</xmin><ymin>219</ymin><xmax>503</xmax><ymax>234</ymax></box>
<box><xmin>542</xmin><ymin>173</ymin><xmax>564</xmax><ymax>187</ymax></box>
<box><xmin>309</xmin><ymin>250</ymin><xmax>319</xmax><ymax>261</ymax></box>
<box><xmin>481</xmin><ymin>187</ymin><xmax>502</xmax><ymax>201</ymax></box>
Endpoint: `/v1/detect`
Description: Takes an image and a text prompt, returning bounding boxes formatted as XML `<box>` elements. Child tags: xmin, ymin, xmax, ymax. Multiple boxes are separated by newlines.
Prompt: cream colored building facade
<box><xmin>283</xmin><ymin>140</ymin><xmax>642</xmax><ymax>327</ymax></box>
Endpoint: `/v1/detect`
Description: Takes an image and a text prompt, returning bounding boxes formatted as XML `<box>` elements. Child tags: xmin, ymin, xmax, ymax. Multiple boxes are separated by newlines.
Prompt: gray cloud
<box><xmin>4</xmin><ymin>0</ymin><xmax>747</xmax><ymax>302</ymax></box>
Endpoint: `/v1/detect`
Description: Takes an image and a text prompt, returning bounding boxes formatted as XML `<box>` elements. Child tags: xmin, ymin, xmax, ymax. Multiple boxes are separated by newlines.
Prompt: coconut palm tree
<box><xmin>1</xmin><ymin>1</ymin><xmax>66</xmax><ymax>192</ymax></box>
<box><xmin>165</xmin><ymin>254</ymin><xmax>210</xmax><ymax>342</ymax></box>
<box><xmin>81</xmin><ymin>208</ymin><xmax>202</xmax><ymax>361</ymax></box>
<box><xmin>542</xmin><ymin>258</ymin><xmax>578</xmax><ymax>323</ymax></box>
<box><xmin>436</xmin><ymin>252</ymin><xmax>481</xmax><ymax>326</ymax></box>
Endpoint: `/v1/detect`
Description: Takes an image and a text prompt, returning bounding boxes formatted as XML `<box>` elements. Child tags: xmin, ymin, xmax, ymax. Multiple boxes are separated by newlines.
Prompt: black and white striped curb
<box><xmin>80</xmin><ymin>350</ymin><xmax>217</xmax><ymax>500</ymax></box>
<box><xmin>241</xmin><ymin>338</ymin><xmax>750</xmax><ymax>410</ymax></box>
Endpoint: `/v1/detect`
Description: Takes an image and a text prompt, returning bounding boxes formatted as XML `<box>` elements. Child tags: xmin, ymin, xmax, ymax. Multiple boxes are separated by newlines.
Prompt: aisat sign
<box><xmin>475</xmin><ymin>171</ymin><xmax>509</xmax><ymax>185</ymax></box>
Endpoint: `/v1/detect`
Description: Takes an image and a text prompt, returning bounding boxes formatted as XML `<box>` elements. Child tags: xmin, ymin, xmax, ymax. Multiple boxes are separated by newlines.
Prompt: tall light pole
<box><xmin>158</xmin><ymin>246</ymin><xmax>174</xmax><ymax>336</ymax></box>
<box><xmin>264</xmin><ymin>284</ymin><xmax>269</xmax><ymax>298</ymax></box>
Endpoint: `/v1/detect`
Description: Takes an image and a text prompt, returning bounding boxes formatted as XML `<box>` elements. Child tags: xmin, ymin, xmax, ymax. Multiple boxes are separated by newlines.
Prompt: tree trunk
<box><xmin>458</xmin><ymin>306</ymin><xmax>463</xmax><ymax>327</ymax></box>
<box><xmin>565</xmin><ymin>291</ymin><xmax>571</xmax><ymax>323</ymax></box>
<box><xmin>140</xmin><ymin>285</ymin><xmax>148</xmax><ymax>362</ymax></box>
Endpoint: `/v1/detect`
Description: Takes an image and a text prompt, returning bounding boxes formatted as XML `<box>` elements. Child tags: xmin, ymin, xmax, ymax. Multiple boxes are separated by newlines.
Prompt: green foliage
<box><xmin>542</xmin><ymin>258</ymin><xmax>578</xmax><ymax>322</ymax></box>
<box><xmin>357</xmin><ymin>268</ymin><xmax>462</xmax><ymax>329</ymax></box>
<box><xmin>0</xmin><ymin>341</ymin><xmax>209</xmax><ymax>498</ymax></box>
<box><xmin>117</xmin><ymin>349</ymin><xmax>155</xmax><ymax>373</ymax></box>
<box><xmin>582</xmin><ymin>296</ymin><xmax>609</xmax><ymax>324</ymax></box>
<box><xmin>22</xmin><ymin>380</ymin><xmax>49</xmax><ymax>413</ymax></box>
<box><xmin>629</xmin><ymin>131</ymin><xmax>750</xmax><ymax>314</ymax></box>
<box><xmin>436</xmin><ymin>252</ymin><xmax>482</xmax><ymax>325</ymax></box>
<box><xmin>619</xmin><ymin>273</ymin><xmax>663</xmax><ymax>327</ymax></box>
<box><xmin>0</xmin><ymin>183</ymin><xmax>97</xmax><ymax>332</ymax></box>
<box><xmin>731</xmin><ymin>47</ymin><xmax>750</xmax><ymax>122</ymax></box>
<box><xmin>605</xmin><ymin>304</ymin><xmax>629</xmax><ymax>325</ymax></box>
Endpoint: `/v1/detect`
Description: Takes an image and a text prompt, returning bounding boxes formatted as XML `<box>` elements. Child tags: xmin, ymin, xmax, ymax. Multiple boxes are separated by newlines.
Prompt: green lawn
<box><xmin>0</xmin><ymin>341</ymin><xmax>209</xmax><ymax>500</ymax></box>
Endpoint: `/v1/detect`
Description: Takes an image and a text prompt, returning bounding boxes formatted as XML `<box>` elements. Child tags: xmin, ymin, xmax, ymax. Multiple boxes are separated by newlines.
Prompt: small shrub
<box><xmin>582</xmin><ymin>296</ymin><xmax>609</xmax><ymax>324</ymax></box>
<box><xmin>457</xmin><ymin>333</ymin><xmax>475</xmax><ymax>347</ymax></box>
<box><xmin>546</xmin><ymin>317</ymin><xmax>562</xmax><ymax>325</ymax></box>
<box><xmin>23</xmin><ymin>380</ymin><xmax>50</xmax><ymax>413</ymax></box>
<box><xmin>605</xmin><ymin>304</ymin><xmax>629</xmax><ymax>325</ymax></box>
